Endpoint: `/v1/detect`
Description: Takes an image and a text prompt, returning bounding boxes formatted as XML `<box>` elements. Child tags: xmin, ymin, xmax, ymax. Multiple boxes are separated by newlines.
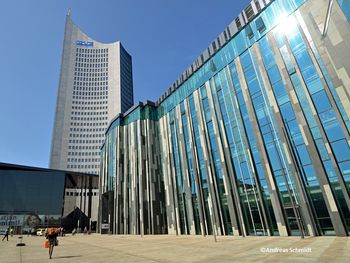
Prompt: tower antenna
<box><xmin>67</xmin><ymin>8</ymin><xmax>71</xmax><ymax>16</ymax></box>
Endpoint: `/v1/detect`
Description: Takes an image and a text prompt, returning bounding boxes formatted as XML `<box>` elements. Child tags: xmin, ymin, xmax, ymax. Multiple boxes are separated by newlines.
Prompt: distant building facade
<box><xmin>0</xmin><ymin>163</ymin><xmax>98</xmax><ymax>233</ymax></box>
<box><xmin>99</xmin><ymin>0</ymin><xmax>350</xmax><ymax>237</ymax></box>
<box><xmin>50</xmin><ymin>13</ymin><xmax>133</xmax><ymax>175</ymax></box>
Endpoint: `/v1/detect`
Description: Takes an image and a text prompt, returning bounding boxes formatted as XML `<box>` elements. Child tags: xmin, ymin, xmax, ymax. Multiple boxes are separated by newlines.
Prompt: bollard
<box><xmin>16</xmin><ymin>236</ymin><xmax>26</xmax><ymax>247</ymax></box>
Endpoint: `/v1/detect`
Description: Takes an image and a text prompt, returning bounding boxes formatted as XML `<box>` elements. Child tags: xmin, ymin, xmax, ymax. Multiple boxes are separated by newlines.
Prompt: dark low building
<box><xmin>0</xmin><ymin>163</ymin><xmax>98</xmax><ymax>234</ymax></box>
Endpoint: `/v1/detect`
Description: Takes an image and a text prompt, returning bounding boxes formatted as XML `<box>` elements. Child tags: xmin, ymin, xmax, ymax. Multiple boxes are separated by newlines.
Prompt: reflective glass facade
<box><xmin>100</xmin><ymin>0</ymin><xmax>350</xmax><ymax>236</ymax></box>
<box><xmin>0</xmin><ymin>163</ymin><xmax>99</xmax><ymax>234</ymax></box>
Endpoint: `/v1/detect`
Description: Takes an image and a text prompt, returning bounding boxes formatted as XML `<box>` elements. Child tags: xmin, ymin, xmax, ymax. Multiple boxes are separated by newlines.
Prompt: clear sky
<box><xmin>0</xmin><ymin>0</ymin><xmax>250</xmax><ymax>168</ymax></box>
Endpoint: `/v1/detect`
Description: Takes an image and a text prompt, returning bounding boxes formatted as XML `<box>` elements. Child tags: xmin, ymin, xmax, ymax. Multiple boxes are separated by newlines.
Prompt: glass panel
<box><xmin>324</xmin><ymin>118</ymin><xmax>345</xmax><ymax>142</ymax></box>
<box><xmin>297</xmin><ymin>145</ymin><xmax>312</xmax><ymax>165</ymax></box>
<box><xmin>280</xmin><ymin>103</ymin><xmax>295</xmax><ymax>122</ymax></box>
<box><xmin>303</xmin><ymin>164</ymin><xmax>319</xmax><ymax>187</ymax></box>
<box><xmin>267</xmin><ymin>65</ymin><xmax>281</xmax><ymax>85</ymax></box>
<box><xmin>256</xmin><ymin>17</ymin><xmax>266</xmax><ymax>32</ymax></box>
<box><xmin>0</xmin><ymin>170</ymin><xmax>65</xmax><ymax>215</ymax></box>
<box><xmin>306</xmin><ymin>78</ymin><xmax>324</xmax><ymax>95</ymax></box>
<box><xmin>337</xmin><ymin>0</ymin><xmax>350</xmax><ymax>22</ymax></box>
<box><xmin>331</xmin><ymin>139</ymin><xmax>350</xmax><ymax>162</ymax></box>
<box><xmin>339</xmin><ymin>160</ymin><xmax>350</xmax><ymax>183</ymax></box>
<box><xmin>246</xmin><ymin>24</ymin><xmax>254</xmax><ymax>39</ymax></box>
<box><xmin>312</xmin><ymin>90</ymin><xmax>331</xmax><ymax>113</ymax></box>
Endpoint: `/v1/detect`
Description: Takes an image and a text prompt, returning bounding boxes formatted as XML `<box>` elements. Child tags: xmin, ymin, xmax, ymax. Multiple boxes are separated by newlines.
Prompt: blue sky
<box><xmin>0</xmin><ymin>0</ymin><xmax>250</xmax><ymax>168</ymax></box>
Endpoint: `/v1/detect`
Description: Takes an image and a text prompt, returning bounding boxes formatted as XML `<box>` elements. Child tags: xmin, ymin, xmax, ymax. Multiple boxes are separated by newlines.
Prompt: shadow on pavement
<box><xmin>53</xmin><ymin>255</ymin><xmax>82</xmax><ymax>259</ymax></box>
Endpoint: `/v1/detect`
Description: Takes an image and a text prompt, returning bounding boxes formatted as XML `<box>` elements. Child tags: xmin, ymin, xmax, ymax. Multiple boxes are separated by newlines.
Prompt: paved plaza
<box><xmin>0</xmin><ymin>234</ymin><xmax>349</xmax><ymax>262</ymax></box>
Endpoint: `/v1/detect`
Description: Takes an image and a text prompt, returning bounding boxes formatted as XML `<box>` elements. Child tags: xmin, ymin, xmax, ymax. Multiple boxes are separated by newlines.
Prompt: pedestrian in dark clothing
<box><xmin>46</xmin><ymin>228</ymin><xmax>59</xmax><ymax>259</ymax></box>
<box><xmin>2</xmin><ymin>228</ymin><xmax>9</xmax><ymax>241</ymax></box>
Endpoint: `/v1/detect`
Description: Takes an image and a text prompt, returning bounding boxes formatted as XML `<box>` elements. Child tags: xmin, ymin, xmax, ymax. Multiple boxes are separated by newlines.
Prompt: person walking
<box><xmin>46</xmin><ymin>228</ymin><xmax>59</xmax><ymax>259</ymax></box>
<box><xmin>2</xmin><ymin>227</ymin><xmax>10</xmax><ymax>241</ymax></box>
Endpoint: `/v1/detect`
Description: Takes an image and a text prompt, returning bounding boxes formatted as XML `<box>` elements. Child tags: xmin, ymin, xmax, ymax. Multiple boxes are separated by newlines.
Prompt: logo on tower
<box><xmin>76</xmin><ymin>41</ymin><xmax>94</xmax><ymax>47</ymax></box>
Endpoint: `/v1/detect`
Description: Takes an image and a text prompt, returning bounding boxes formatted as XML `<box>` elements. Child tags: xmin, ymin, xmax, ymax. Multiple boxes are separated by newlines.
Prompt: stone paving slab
<box><xmin>0</xmin><ymin>234</ymin><xmax>349</xmax><ymax>263</ymax></box>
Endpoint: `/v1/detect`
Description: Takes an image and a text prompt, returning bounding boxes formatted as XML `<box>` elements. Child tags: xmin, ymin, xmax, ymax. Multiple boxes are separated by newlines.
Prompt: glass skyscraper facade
<box><xmin>100</xmin><ymin>0</ymin><xmax>350</xmax><ymax>237</ymax></box>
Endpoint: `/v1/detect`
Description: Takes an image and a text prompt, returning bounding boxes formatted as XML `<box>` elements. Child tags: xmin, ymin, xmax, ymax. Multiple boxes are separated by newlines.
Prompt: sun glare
<box><xmin>275</xmin><ymin>13</ymin><xmax>297</xmax><ymax>36</ymax></box>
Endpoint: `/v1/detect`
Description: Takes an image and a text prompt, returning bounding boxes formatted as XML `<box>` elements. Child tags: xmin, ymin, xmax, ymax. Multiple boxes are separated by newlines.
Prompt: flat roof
<box><xmin>0</xmin><ymin>162</ymin><xmax>98</xmax><ymax>178</ymax></box>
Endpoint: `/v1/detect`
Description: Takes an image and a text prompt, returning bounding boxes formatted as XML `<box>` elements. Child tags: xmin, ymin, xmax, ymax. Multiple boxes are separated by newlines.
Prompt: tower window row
<box><xmin>75</xmin><ymin>67</ymin><xmax>108</xmax><ymax>73</ymax></box>
<box><xmin>70</xmin><ymin>116</ymin><xmax>108</xmax><ymax>121</ymax></box>
<box><xmin>74</xmin><ymin>72</ymin><xmax>107</xmax><ymax>77</ymax></box>
<box><xmin>75</xmin><ymin>62</ymin><xmax>108</xmax><ymax>68</ymax></box>
<box><xmin>71</xmin><ymin>111</ymin><xmax>108</xmax><ymax>115</ymax></box>
<box><xmin>70</xmin><ymin>122</ymin><xmax>108</xmax><ymax>127</ymax></box>
<box><xmin>72</xmin><ymin>106</ymin><xmax>107</xmax><ymax>110</ymax></box>
<box><xmin>72</xmin><ymin>91</ymin><xmax>108</xmax><ymax>96</ymax></box>
<box><xmin>70</xmin><ymin>127</ymin><xmax>105</xmax><ymax>132</ymax></box>
<box><xmin>68</xmin><ymin>151</ymin><xmax>101</xmax><ymax>156</ymax></box>
<box><xmin>68</xmin><ymin>145</ymin><xmax>100</xmax><ymax>150</ymax></box>
<box><xmin>72</xmin><ymin>100</ymin><xmax>108</xmax><ymax>105</ymax></box>
<box><xmin>72</xmin><ymin>96</ymin><xmax>108</xmax><ymax>101</ymax></box>
<box><xmin>67</xmin><ymin>158</ymin><xmax>100</xmax><ymax>163</ymax></box>
<box><xmin>76</xmin><ymin>47</ymin><xmax>108</xmax><ymax>54</ymax></box>
<box><xmin>67</xmin><ymin>164</ymin><xmax>99</xmax><ymax>170</ymax></box>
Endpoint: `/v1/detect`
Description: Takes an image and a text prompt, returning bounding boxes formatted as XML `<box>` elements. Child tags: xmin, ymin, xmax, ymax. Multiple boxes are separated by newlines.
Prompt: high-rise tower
<box><xmin>50</xmin><ymin>13</ymin><xmax>133</xmax><ymax>174</ymax></box>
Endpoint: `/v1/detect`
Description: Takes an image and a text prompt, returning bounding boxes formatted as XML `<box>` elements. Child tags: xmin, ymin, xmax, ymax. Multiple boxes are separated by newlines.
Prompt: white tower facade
<box><xmin>50</xmin><ymin>14</ymin><xmax>133</xmax><ymax>174</ymax></box>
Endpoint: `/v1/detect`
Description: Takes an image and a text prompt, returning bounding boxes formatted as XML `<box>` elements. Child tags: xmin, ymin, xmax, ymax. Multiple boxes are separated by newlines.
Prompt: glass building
<box><xmin>100</xmin><ymin>0</ymin><xmax>350</xmax><ymax>237</ymax></box>
<box><xmin>0</xmin><ymin>163</ymin><xmax>99</xmax><ymax>234</ymax></box>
